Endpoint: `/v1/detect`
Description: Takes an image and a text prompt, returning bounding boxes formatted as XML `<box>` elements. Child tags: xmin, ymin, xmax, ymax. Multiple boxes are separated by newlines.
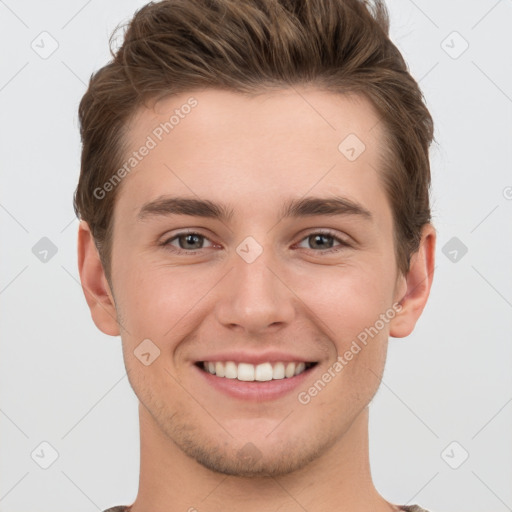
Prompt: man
<box><xmin>74</xmin><ymin>0</ymin><xmax>436</xmax><ymax>510</ymax></box>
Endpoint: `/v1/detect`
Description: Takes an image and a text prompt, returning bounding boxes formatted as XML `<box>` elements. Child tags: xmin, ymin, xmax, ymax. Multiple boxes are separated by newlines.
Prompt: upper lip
<box><xmin>194</xmin><ymin>351</ymin><xmax>317</xmax><ymax>365</ymax></box>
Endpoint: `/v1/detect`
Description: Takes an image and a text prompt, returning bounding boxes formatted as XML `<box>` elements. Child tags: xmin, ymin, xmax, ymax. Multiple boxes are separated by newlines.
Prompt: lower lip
<box><xmin>194</xmin><ymin>364</ymin><xmax>317</xmax><ymax>402</ymax></box>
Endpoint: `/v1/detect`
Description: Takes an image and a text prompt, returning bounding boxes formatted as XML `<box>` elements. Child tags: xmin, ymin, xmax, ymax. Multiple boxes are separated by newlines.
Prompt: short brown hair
<box><xmin>74</xmin><ymin>0</ymin><xmax>434</xmax><ymax>282</ymax></box>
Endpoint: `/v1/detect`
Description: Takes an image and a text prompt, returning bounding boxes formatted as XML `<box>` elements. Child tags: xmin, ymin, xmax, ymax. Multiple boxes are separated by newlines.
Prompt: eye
<box><xmin>161</xmin><ymin>231</ymin><xmax>215</xmax><ymax>253</ymax></box>
<box><xmin>160</xmin><ymin>229</ymin><xmax>351</xmax><ymax>255</ymax></box>
<box><xmin>296</xmin><ymin>231</ymin><xmax>350</xmax><ymax>252</ymax></box>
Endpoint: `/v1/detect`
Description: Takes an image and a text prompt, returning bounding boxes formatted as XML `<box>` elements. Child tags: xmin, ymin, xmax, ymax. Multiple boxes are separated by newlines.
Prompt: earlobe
<box><xmin>77</xmin><ymin>220</ymin><xmax>120</xmax><ymax>336</ymax></box>
<box><xmin>389</xmin><ymin>224</ymin><xmax>436</xmax><ymax>338</ymax></box>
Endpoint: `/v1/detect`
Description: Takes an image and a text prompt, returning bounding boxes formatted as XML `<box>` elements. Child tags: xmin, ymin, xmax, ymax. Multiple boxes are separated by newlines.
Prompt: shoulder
<box><xmin>401</xmin><ymin>505</ymin><xmax>434</xmax><ymax>512</ymax></box>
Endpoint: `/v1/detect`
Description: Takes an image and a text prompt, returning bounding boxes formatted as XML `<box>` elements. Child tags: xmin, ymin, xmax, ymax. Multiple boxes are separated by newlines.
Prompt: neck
<box><xmin>129</xmin><ymin>404</ymin><xmax>399</xmax><ymax>512</ymax></box>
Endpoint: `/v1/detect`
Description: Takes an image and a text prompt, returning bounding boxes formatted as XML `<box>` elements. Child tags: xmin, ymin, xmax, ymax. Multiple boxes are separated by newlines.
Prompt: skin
<box><xmin>78</xmin><ymin>87</ymin><xmax>435</xmax><ymax>512</ymax></box>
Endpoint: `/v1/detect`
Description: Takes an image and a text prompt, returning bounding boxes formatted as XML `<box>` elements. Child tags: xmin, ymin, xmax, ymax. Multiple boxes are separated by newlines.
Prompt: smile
<box><xmin>197</xmin><ymin>361</ymin><xmax>317</xmax><ymax>382</ymax></box>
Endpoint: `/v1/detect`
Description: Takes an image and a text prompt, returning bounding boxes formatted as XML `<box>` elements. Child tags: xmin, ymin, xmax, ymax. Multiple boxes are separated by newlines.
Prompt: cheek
<box><xmin>294</xmin><ymin>268</ymin><xmax>393</xmax><ymax>413</ymax></box>
<box><xmin>115</xmin><ymin>266</ymin><xmax>210</xmax><ymax>404</ymax></box>
<box><xmin>292</xmin><ymin>261</ymin><xmax>396</xmax><ymax>344</ymax></box>
<box><xmin>114</xmin><ymin>262</ymin><xmax>219</xmax><ymax>346</ymax></box>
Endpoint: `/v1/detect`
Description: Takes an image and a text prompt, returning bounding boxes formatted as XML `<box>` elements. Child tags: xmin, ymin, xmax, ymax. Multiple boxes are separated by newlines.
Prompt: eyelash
<box><xmin>159</xmin><ymin>229</ymin><xmax>351</xmax><ymax>255</ymax></box>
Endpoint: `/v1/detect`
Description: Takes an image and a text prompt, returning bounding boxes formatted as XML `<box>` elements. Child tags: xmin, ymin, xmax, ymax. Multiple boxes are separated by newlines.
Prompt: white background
<box><xmin>0</xmin><ymin>1</ymin><xmax>511</xmax><ymax>511</ymax></box>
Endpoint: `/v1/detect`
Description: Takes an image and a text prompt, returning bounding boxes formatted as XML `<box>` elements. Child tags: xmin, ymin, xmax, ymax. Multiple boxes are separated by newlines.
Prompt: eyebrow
<box><xmin>137</xmin><ymin>195</ymin><xmax>372</xmax><ymax>222</ymax></box>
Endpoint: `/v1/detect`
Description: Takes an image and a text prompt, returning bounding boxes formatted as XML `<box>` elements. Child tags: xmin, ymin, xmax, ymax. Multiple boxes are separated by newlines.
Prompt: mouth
<box><xmin>195</xmin><ymin>360</ymin><xmax>318</xmax><ymax>381</ymax></box>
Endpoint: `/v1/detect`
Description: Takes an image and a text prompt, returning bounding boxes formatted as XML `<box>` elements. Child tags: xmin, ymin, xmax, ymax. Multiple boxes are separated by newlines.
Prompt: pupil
<box><xmin>181</xmin><ymin>234</ymin><xmax>202</xmax><ymax>249</ymax></box>
<box><xmin>311</xmin><ymin>234</ymin><xmax>332</xmax><ymax>249</ymax></box>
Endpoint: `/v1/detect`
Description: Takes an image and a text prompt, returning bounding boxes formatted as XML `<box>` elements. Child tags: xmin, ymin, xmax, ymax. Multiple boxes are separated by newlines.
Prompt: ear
<box><xmin>77</xmin><ymin>220</ymin><xmax>120</xmax><ymax>336</ymax></box>
<box><xmin>389</xmin><ymin>224</ymin><xmax>436</xmax><ymax>338</ymax></box>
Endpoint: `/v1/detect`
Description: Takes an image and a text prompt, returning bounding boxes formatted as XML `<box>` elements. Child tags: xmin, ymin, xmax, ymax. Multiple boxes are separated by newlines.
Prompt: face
<box><xmin>85</xmin><ymin>87</ymin><xmax>426</xmax><ymax>477</ymax></box>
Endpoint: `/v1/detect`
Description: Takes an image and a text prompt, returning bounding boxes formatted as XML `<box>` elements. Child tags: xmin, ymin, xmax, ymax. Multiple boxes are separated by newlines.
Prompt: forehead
<box><xmin>115</xmin><ymin>87</ymin><xmax>389</xmax><ymax>222</ymax></box>
<box><xmin>127</xmin><ymin>86</ymin><xmax>383</xmax><ymax>155</ymax></box>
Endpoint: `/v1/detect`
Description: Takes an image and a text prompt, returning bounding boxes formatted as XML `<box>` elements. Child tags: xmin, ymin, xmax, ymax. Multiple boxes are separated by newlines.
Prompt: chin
<box><xmin>158</xmin><ymin>410</ymin><xmax>337</xmax><ymax>478</ymax></box>
<box><xmin>181</xmin><ymin>438</ymin><xmax>326</xmax><ymax>477</ymax></box>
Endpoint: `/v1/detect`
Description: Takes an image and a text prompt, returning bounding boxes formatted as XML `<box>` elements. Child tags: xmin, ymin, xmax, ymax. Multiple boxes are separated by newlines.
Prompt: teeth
<box><xmin>294</xmin><ymin>362</ymin><xmax>306</xmax><ymax>376</ymax></box>
<box><xmin>237</xmin><ymin>362</ymin><xmax>255</xmax><ymax>381</ymax></box>
<box><xmin>255</xmin><ymin>362</ymin><xmax>273</xmax><ymax>381</ymax></box>
<box><xmin>272</xmin><ymin>362</ymin><xmax>285</xmax><ymax>380</ymax></box>
<box><xmin>215</xmin><ymin>361</ymin><xmax>225</xmax><ymax>377</ymax></box>
<box><xmin>224</xmin><ymin>361</ymin><xmax>237</xmax><ymax>379</ymax></box>
<box><xmin>201</xmin><ymin>361</ymin><xmax>313</xmax><ymax>381</ymax></box>
<box><xmin>285</xmin><ymin>362</ymin><xmax>296</xmax><ymax>378</ymax></box>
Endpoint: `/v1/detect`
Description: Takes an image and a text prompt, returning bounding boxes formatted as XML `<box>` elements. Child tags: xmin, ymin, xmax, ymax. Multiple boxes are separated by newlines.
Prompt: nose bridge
<box><xmin>214</xmin><ymin>235</ymin><xmax>295</xmax><ymax>333</ymax></box>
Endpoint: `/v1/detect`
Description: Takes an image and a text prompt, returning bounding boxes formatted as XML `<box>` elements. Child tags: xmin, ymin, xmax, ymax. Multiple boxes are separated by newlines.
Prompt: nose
<box><xmin>213</xmin><ymin>243</ymin><xmax>296</xmax><ymax>335</ymax></box>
